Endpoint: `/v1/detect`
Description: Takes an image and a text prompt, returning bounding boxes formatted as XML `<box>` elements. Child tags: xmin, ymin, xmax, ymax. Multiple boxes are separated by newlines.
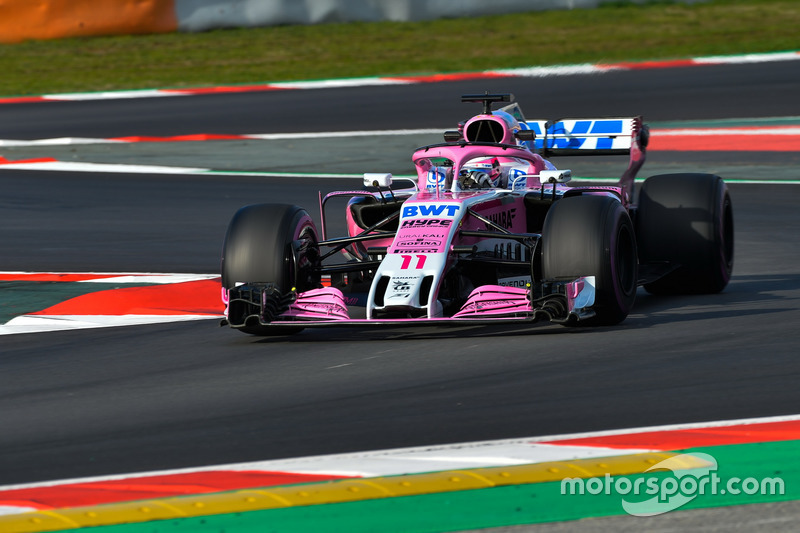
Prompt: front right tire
<box><xmin>221</xmin><ymin>203</ymin><xmax>320</xmax><ymax>335</ymax></box>
<box><xmin>542</xmin><ymin>194</ymin><xmax>638</xmax><ymax>326</ymax></box>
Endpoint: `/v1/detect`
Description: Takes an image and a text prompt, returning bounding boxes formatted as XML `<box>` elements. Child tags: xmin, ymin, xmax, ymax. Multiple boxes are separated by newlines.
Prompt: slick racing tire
<box><xmin>542</xmin><ymin>194</ymin><xmax>638</xmax><ymax>326</ymax></box>
<box><xmin>637</xmin><ymin>173</ymin><xmax>733</xmax><ymax>294</ymax></box>
<box><xmin>221</xmin><ymin>204</ymin><xmax>320</xmax><ymax>335</ymax></box>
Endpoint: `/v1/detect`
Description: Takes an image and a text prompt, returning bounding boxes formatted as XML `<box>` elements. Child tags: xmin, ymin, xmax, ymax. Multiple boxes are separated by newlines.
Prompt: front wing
<box><xmin>222</xmin><ymin>277</ymin><xmax>596</xmax><ymax>330</ymax></box>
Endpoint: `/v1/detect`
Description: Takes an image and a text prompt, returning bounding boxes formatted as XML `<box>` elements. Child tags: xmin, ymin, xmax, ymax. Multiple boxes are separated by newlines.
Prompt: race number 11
<box><xmin>400</xmin><ymin>255</ymin><xmax>427</xmax><ymax>269</ymax></box>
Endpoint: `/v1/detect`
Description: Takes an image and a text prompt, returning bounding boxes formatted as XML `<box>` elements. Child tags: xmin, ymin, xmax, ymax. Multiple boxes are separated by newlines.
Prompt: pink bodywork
<box><xmin>281</xmin><ymin>287</ymin><xmax>349</xmax><ymax>320</ymax></box>
<box><xmin>273</xmin><ymin>285</ymin><xmax>533</xmax><ymax>322</ymax></box>
<box><xmin>224</xmin><ymin>121</ymin><xmax>643</xmax><ymax>324</ymax></box>
<box><xmin>452</xmin><ymin>286</ymin><xmax>532</xmax><ymax>318</ymax></box>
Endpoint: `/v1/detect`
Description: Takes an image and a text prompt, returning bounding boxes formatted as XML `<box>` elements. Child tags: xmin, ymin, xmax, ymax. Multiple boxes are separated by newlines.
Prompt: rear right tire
<box><xmin>637</xmin><ymin>173</ymin><xmax>733</xmax><ymax>294</ymax></box>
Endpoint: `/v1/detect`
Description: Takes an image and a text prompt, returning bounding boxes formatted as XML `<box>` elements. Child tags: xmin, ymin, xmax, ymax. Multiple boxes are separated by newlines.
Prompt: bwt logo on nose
<box><xmin>402</xmin><ymin>204</ymin><xmax>460</xmax><ymax>218</ymax></box>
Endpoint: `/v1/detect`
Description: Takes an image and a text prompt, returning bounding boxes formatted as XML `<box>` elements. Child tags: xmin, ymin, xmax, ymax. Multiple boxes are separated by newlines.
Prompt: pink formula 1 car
<box><xmin>220</xmin><ymin>93</ymin><xmax>733</xmax><ymax>335</ymax></box>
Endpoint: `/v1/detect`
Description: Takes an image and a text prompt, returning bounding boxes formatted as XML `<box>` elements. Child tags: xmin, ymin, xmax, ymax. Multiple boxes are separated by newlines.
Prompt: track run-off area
<box><xmin>1</xmin><ymin>53</ymin><xmax>799</xmax><ymax>531</ymax></box>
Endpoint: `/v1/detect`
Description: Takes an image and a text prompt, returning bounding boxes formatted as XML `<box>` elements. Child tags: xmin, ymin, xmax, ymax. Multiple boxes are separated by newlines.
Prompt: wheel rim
<box><xmin>289</xmin><ymin>225</ymin><xmax>321</xmax><ymax>291</ymax></box>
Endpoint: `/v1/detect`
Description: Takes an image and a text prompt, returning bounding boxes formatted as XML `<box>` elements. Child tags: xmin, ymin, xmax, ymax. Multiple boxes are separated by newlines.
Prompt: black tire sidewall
<box><xmin>221</xmin><ymin>204</ymin><xmax>319</xmax><ymax>336</ymax></box>
<box><xmin>637</xmin><ymin>174</ymin><xmax>733</xmax><ymax>294</ymax></box>
<box><xmin>542</xmin><ymin>195</ymin><xmax>637</xmax><ymax>326</ymax></box>
<box><xmin>221</xmin><ymin>204</ymin><xmax>316</xmax><ymax>291</ymax></box>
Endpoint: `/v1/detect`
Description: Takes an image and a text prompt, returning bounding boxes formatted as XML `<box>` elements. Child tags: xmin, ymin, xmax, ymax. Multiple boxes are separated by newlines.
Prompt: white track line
<box><xmin>1</xmin><ymin>413</ymin><xmax>797</xmax><ymax>492</ymax></box>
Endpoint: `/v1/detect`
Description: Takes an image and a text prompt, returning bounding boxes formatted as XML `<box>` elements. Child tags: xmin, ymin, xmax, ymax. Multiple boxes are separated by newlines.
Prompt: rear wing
<box><xmin>522</xmin><ymin>116</ymin><xmax>648</xmax><ymax>201</ymax></box>
<box><xmin>519</xmin><ymin>117</ymin><xmax>647</xmax><ymax>157</ymax></box>
<box><xmin>494</xmin><ymin>99</ymin><xmax>647</xmax><ymax>200</ymax></box>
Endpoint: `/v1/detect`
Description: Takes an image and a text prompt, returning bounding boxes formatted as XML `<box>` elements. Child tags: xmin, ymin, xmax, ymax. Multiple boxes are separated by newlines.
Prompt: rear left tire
<box><xmin>637</xmin><ymin>173</ymin><xmax>733</xmax><ymax>294</ymax></box>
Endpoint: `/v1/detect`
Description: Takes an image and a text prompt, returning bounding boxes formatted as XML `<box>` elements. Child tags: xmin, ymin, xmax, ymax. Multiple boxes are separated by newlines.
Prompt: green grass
<box><xmin>0</xmin><ymin>0</ymin><xmax>797</xmax><ymax>97</ymax></box>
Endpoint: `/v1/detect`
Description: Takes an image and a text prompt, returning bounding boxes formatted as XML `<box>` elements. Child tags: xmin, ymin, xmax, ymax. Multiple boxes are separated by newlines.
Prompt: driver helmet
<box><xmin>460</xmin><ymin>157</ymin><xmax>504</xmax><ymax>189</ymax></box>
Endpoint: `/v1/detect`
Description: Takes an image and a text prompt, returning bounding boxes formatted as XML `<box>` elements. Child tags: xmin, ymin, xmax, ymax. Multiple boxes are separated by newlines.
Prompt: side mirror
<box><xmin>515</xmin><ymin>130</ymin><xmax>536</xmax><ymax>141</ymax></box>
<box><xmin>364</xmin><ymin>173</ymin><xmax>393</xmax><ymax>188</ymax></box>
<box><xmin>540</xmin><ymin>169</ymin><xmax>572</xmax><ymax>184</ymax></box>
<box><xmin>443</xmin><ymin>131</ymin><xmax>461</xmax><ymax>142</ymax></box>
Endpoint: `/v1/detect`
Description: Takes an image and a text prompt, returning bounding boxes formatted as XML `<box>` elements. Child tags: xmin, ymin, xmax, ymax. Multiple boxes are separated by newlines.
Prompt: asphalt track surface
<box><xmin>1</xmin><ymin>60</ymin><xmax>799</xmax><ymax>500</ymax></box>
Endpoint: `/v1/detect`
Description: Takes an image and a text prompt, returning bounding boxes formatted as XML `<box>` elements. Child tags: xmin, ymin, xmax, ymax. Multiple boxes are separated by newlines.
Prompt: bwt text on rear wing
<box><xmin>520</xmin><ymin>117</ymin><xmax>649</xmax><ymax>157</ymax></box>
